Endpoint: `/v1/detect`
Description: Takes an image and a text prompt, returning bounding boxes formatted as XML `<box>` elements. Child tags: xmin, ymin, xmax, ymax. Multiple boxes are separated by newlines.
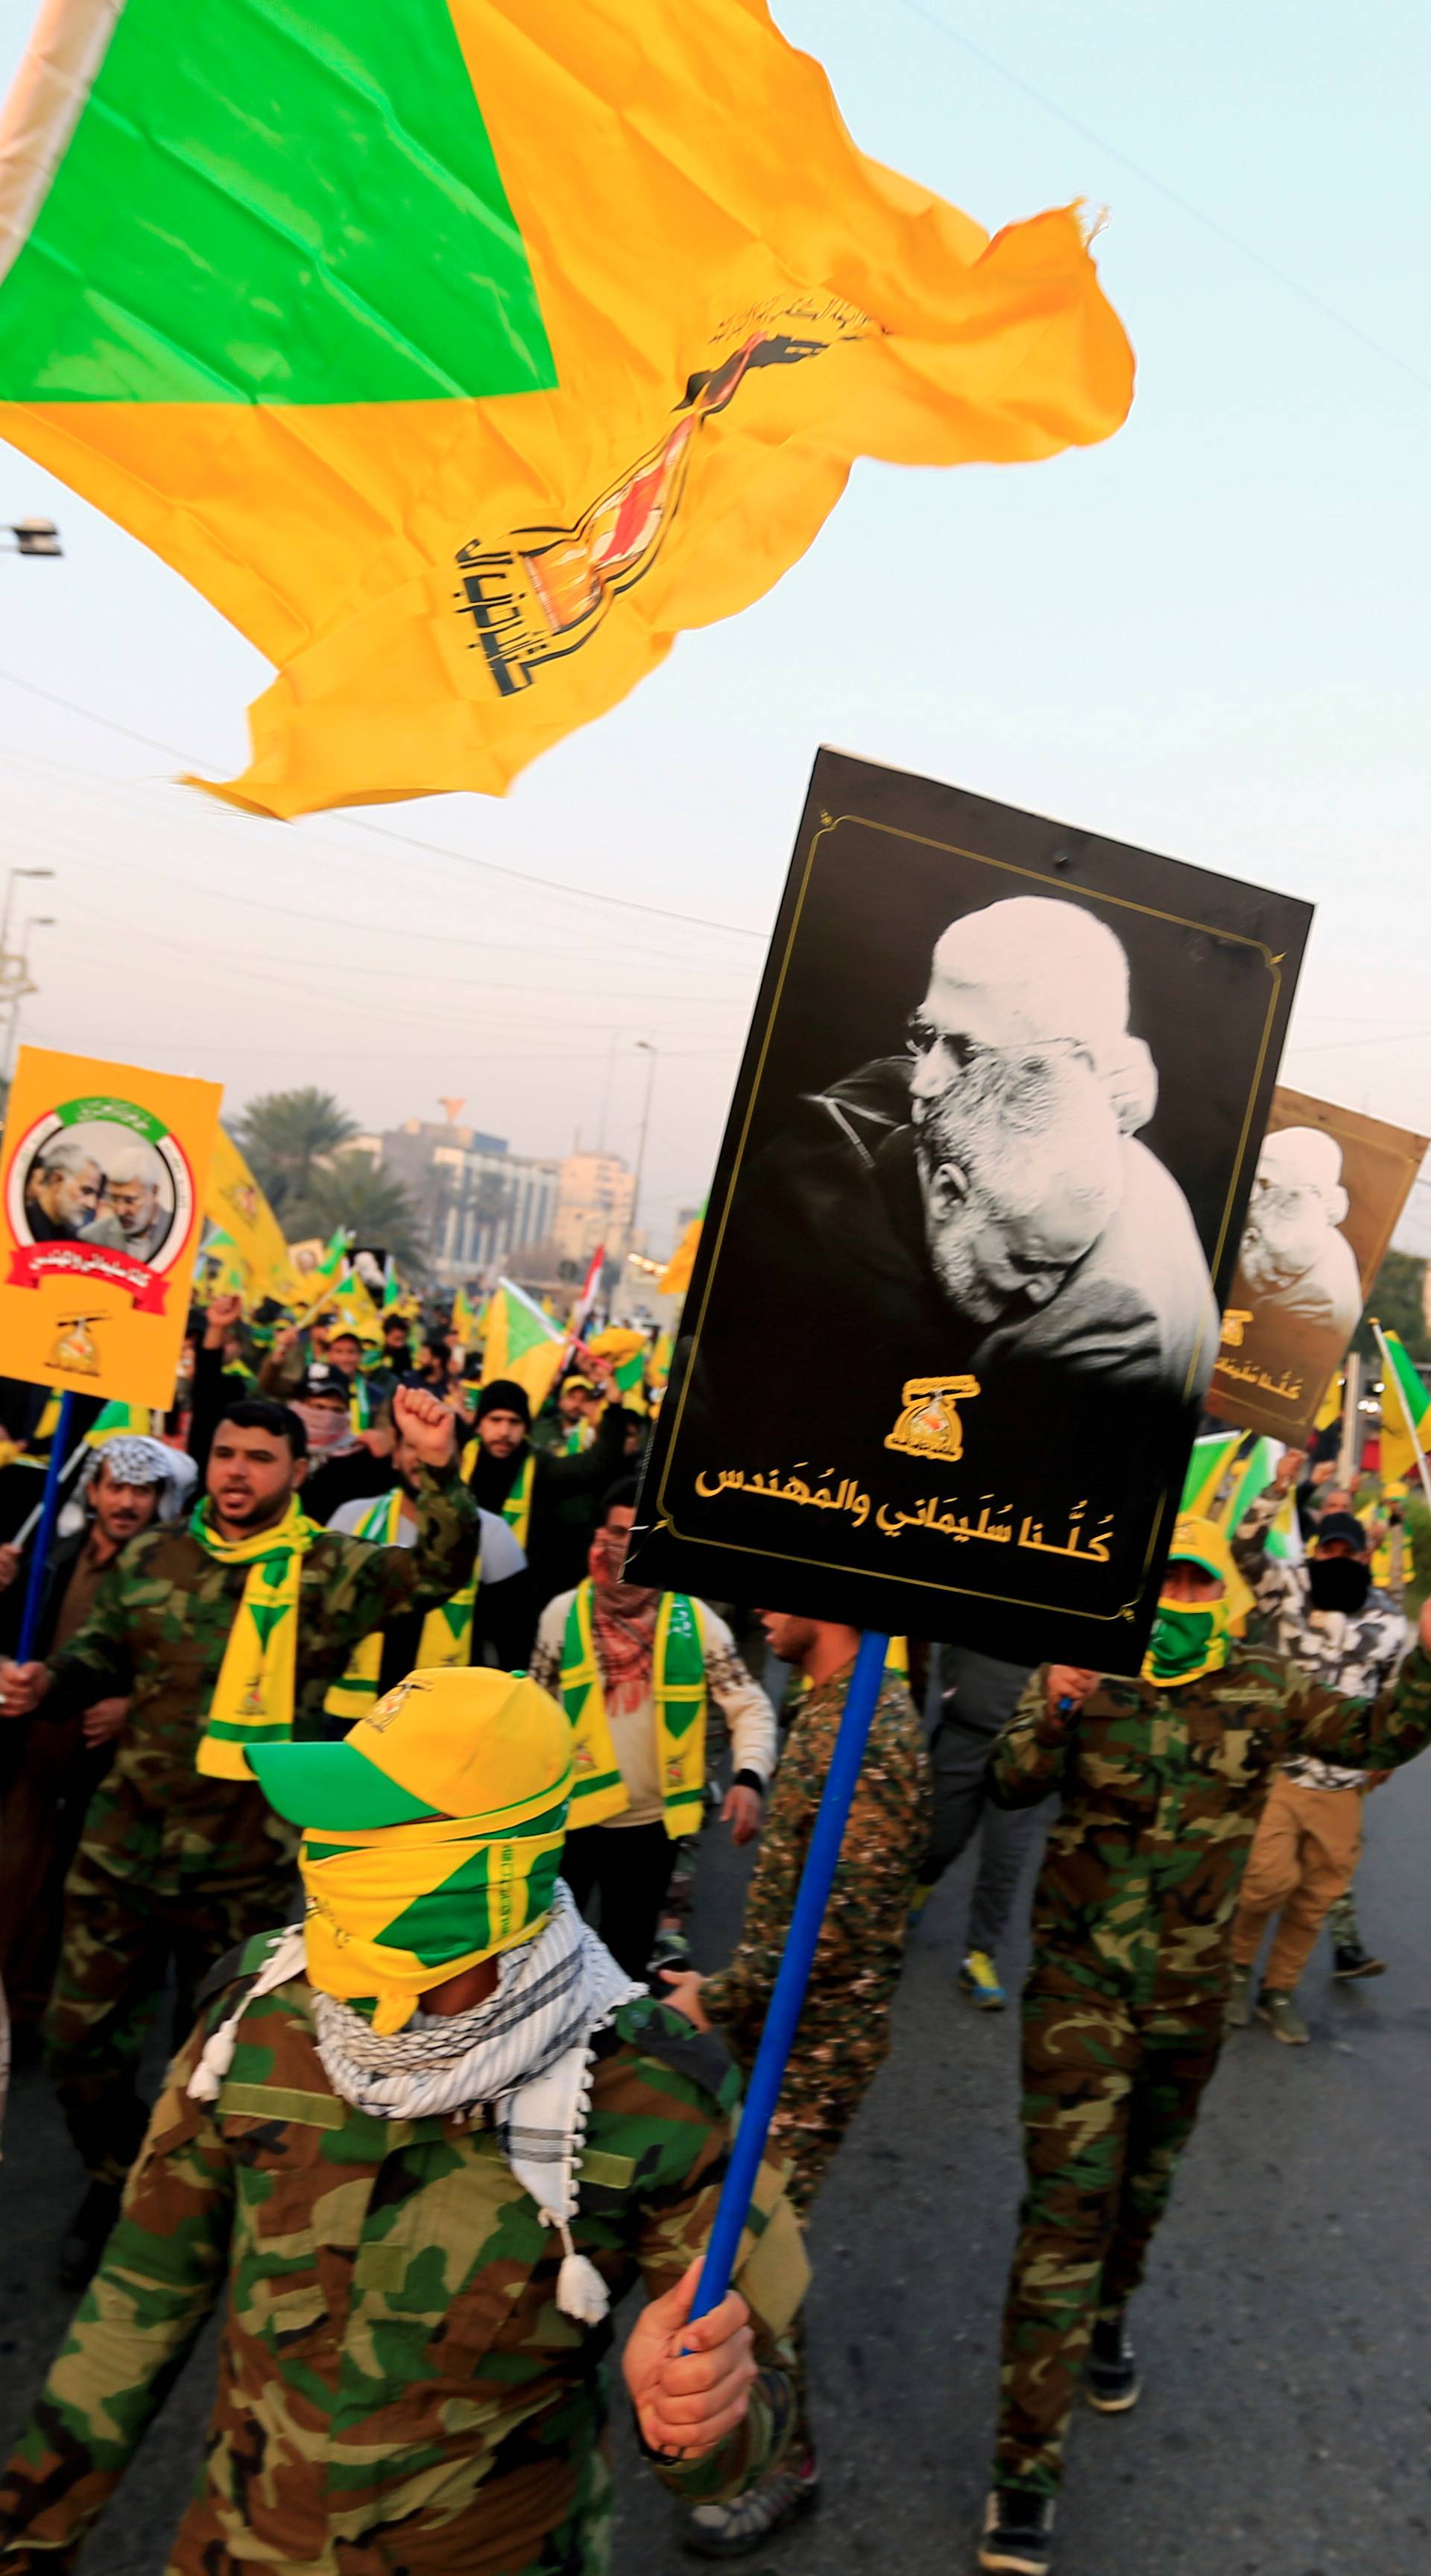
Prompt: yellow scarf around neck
<box><xmin>324</xmin><ymin>1489</ymin><xmax>481</xmax><ymax>1723</ymax></box>
<box><xmin>193</xmin><ymin>1494</ymin><xmax>318</xmax><ymax>1780</ymax></box>
<box><xmin>560</xmin><ymin>1581</ymin><xmax>708</xmax><ymax>1838</ymax></box>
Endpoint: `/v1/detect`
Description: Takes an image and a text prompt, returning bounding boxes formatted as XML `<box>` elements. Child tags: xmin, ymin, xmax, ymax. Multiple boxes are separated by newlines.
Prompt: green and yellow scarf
<box><xmin>324</xmin><ymin>1489</ymin><xmax>481</xmax><ymax>1723</ymax></box>
<box><xmin>560</xmin><ymin>1580</ymin><xmax>707</xmax><ymax>1837</ymax></box>
<box><xmin>192</xmin><ymin>1494</ymin><xmax>319</xmax><ymax>1780</ymax></box>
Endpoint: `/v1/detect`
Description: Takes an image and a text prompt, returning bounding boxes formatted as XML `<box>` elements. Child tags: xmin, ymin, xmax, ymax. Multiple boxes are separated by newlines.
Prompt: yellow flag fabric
<box><xmin>1315</xmin><ymin>1375</ymin><xmax>1345</xmax><ymax>1435</ymax></box>
<box><xmin>1378</xmin><ymin>1330</ymin><xmax>1431</xmax><ymax>1490</ymax></box>
<box><xmin>481</xmin><ymin>1279</ymin><xmax>566</xmax><ymax>1415</ymax></box>
<box><xmin>660</xmin><ymin>1217</ymin><xmax>702</xmax><ymax>1300</ymax></box>
<box><xmin>329</xmin><ymin>1273</ymin><xmax>383</xmax><ymax>1344</ymax></box>
<box><xmin>205</xmin><ymin>1128</ymin><xmax>297</xmax><ymax>1307</ymax></box>
<box><xmin>0</xmin><ymin>0</ymin><xmax>1132</xmax><ymax>818</ymax></box>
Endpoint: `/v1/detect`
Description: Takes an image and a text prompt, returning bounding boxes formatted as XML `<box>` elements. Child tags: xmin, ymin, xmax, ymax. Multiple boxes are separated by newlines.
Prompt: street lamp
<box><xmin>2</xmin><ymin>915</ymin><xmax>55</xmax><ymax>1085</ymax></box>
<box><xmin>630</xmin><ymin>1040</ymin><xmax>657</xmax><ymax>1257</ymax></box>
<box><xmin>4</xmin><ymin>516</ymin><xmax>62</xmax><ymax>558</ymax></box>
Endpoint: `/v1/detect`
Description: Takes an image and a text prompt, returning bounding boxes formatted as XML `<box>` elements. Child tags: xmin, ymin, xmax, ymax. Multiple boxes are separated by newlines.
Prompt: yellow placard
<box><xmin>0</xmin><ymin>1046</ymin><xmax>222</xmax><ymax>1407</ymax></box>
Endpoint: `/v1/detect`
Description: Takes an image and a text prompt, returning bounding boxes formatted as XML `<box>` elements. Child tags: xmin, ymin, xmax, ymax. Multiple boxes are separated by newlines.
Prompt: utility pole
<box><xmin>0</xmin><ymin>869</ymin><xmax>57</xmax><ymax>1090</ymax></box>
<box><xmin>1</xmin><ymin>915</ymin><xmax>55</xmax><ymax>1085</ymax></box>
<box><xmin>629</xmin><ymin>1039</ymin><xmax>657</xmax><ymax>1259</ymax></box>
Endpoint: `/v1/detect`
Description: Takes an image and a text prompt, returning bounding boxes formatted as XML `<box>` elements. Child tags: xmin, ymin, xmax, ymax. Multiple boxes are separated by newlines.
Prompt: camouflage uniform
<box><xmin>0</xmin><ymin>1950</ymin><xmax>805</xmax><ymax>2576</ymax></box>
<box><xmin>37</xmin><ymin>1465</ymin><xmax>477</xmax><ymax>2186</ymax></box>
<box><xmin>700</xmin><ymin>1661</ymin><xmax>928</xmax><ymax>2460</ymax></box>
<box><xmin>988</xmin><ymin>1640</ymin><xmax>1431</xmax><ymax>2496</ymax></box>
<box><xmin>701</xmin><ymin>1661</ymin><xmax>930</xmax><ymax>2215</ymax></box>
<box><xmin>1229</xmin><ymin>1487</ymin><xmax>1408</xmax><ymax>1989</ymax></box>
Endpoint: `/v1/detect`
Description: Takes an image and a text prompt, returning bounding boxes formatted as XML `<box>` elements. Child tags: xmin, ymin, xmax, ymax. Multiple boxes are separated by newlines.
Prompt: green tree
<box><xmin>287</xmin><ymin>1153</ymin><xmax>427</xmax><ymax>1277</ymax></box>
<box><xmin>231</xmin><ymin>1087</ymin><xmax>356</xmax><ymax>1219</ymax></box>
<box><xmin>1353</xmin><ymin>1248</ymin><xmax>1430</xmax><ymax>1365</ymax></box>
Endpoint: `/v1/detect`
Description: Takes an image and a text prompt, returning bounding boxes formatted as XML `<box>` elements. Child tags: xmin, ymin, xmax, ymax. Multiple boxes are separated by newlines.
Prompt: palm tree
<box><xmin>288</xmin><ymin>1154</ymin><xmax>428</xmax><ymax>1278</ymax></box>
<box><xmin>231</xmin><ymin>1089</ymin><xmax>356</xmax><ymax>1219</ymax></box>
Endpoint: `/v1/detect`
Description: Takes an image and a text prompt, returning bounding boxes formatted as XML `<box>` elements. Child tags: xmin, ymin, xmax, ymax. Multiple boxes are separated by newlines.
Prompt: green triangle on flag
<box><xmin>0</xmin><ymin>0</ymin><xmax>557</xmax><ymax>408</ymax></box>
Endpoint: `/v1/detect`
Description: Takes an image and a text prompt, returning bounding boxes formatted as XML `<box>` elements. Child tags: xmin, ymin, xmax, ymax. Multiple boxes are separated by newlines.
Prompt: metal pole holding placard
<box><xmin>686</xmin><ymin>1628</ymin><xmax>891</xmax><ymax>2323</ymax></box>
<box><xmin>16</xmin><ymin>1392</ymin><xmax>75</xmax><ymax>1663</ymax></box>
<box><xmin>1335</xmin><ymin>1354</ymin><xmax>1362</xmax><ymax>1491</ymax></box>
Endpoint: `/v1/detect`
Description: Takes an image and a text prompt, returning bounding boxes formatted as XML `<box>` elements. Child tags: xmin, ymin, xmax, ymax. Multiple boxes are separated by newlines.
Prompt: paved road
<box><xmin>3</xmin><ymin>1740</ymin><xmax>1430</xmax><ymax>2576</ymax></box>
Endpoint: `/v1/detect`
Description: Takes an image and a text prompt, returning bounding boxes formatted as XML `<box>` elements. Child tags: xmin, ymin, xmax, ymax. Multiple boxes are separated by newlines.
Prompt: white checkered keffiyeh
<box><xmin>310</xmin><ymin>1883</ymin><xmax>644</xmax><ymax>2323</ymax></box>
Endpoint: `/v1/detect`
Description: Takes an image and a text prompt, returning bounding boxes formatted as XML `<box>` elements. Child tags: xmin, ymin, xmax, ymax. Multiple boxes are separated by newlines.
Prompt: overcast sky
<box><xmin>1</xmin><ymin>0</ymin><xmax>1429</xmax><ymax>1260</ymax></box>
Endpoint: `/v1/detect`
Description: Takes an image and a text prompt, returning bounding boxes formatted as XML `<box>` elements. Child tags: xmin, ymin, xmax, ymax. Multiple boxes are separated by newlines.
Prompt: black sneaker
<box><xmin>1332</xmin><ymin>1936</ymin><xmax>1386</xmax><ymax>1980</ymax></box>
<box><xmin>57</xmin><ymin>2182</ymin><xmax>122</xmax><ymax>2294</ymax></box>
<box><xmin>1086</xmin><ymin>2312</ymin><xmax>1141</xmax><ymax>2412</ymax></box>
<box><xmin>978</xmin><ymin>2487</ymin><xmax>1055</xmax><ymax>2574</ymax></box>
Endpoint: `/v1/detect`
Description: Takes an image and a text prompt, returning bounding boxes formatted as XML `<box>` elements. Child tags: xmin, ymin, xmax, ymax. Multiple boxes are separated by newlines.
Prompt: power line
<box><xmin>896</xmin><ymin>0</ymin><xmax>1431</xmax><ymax>397</ymax></box>
<box><xmin>0</xmin><ymin>666</ymin><xmax>769</xmax><ymax>942</ymax></box>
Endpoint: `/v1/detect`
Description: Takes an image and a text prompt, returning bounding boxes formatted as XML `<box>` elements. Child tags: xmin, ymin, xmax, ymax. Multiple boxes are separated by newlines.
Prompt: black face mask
<box><xmin>1308</xmin><ymin>1556</ymin><xmax>1371</xmax><ymax>1616</ymax></box>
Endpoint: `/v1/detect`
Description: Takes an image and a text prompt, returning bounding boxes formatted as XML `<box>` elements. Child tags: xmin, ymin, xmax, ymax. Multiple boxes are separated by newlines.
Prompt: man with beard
<box><xmin>1226</xmin><ymin>1449</ymin><xmax>1407</xmax><ymax>2039</ymax></box>
<box><xmin>88</xmin><ymin>1143</ymin><xmax>171</xmax><ymax>1265</ymax></box>
<box><xmin>464</xmin><ymin>1377</ymin><xmax>627</xmax><ymax>1644</ymax></box>
<box><xmin>323</xmin><ymin>1415</ymin><xmax>531</xmax><ymax>1692</ymax></box>
<box><xmin>692</xmin><ymin>897</ymin><xmax>1216</xmax><ymax>1517</ymax></box>
<box><xmin>1228</xmin><ymin>1125</ymin><xmax>1362</xmax><ymax>1395</ymax></box>
<box><xmin>21</xmin><ymin>1140</ymin><xmax>103</xmax><ymax>1243</ymax></box>
<box><xmin>0</xmin><ymin>1438</ymin><xmax>195</xmax><ymax>2047</ymax></box>
<box><xmin>0</xmin><ymin>1386</ymin><xmax>475</xmax><ymax>2288</ymax></box>
<box><xmin>529</xmin><ymin>1481</ymin><xmax>774</xmax><ymax>1980</ymax></box>
<box><xmin>1237</xmin><ymin>1128</ymin><xmax>1362</xmax><ymax>1328</ymax></box>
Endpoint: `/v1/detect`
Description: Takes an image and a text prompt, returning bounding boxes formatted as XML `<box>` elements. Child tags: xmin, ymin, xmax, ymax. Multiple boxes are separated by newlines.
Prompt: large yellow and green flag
<box><xmin>482</xmin><ymin>1278</ymin><xmax>565</xmax><ymax>1414</ymax></box>
<box><xmin>1378</xmin><ymin>1330</ymin><xmax>1431</xmax><ymax>1488</ymax></box>
<box><xmin>0</xmin><ymin>0</ymin><xmax>1133</xmax><ymax>817</ymax></box>
<box><xmin>206</xmin><ymin>1127</ymin><xmax>298</xmax><ymax>1307</ymax></box>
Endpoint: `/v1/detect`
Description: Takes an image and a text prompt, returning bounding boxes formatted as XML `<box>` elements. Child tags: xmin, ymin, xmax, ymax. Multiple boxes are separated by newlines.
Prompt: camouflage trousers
<box><xmin>730</xmin><ymin>2006</ymin><xmax>890</xmax><ymax>2460</ymax></box>
<box><xmin>45</xmin><ymin>1809</ymin><xmax>297</xmax><ymax>2191</ymax></box>
<box><xmin>995</xmin><ymin>1983</ymin><xmax>1223</xmax><ymax>2496</ymax></box>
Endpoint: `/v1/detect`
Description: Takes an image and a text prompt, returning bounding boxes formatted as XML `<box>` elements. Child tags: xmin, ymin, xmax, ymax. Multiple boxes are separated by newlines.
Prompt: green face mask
<box><xmin>1142</xmin><ymin>1600</ymin><xmax>1230</xmax><ymax>1686</ymax></box>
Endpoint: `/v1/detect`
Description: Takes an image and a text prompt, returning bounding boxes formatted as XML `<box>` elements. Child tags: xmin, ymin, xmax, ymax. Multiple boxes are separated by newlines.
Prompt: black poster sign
<box><xmin>628</xmin><ymin>750</ymin><xmax>1312</xmax><ymax>1670</ymax></box>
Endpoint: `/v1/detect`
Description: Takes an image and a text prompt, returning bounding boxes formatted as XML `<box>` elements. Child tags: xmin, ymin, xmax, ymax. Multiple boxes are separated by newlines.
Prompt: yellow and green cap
<box><xmin>250</xmin><ymin>1666</ymin><xmax>572</xmax><ymax>1832</ymax></box>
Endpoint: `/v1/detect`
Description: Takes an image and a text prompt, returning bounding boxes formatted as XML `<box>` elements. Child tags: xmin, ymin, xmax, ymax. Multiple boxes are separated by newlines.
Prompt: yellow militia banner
<box><xmin>0</xmin><ymin>1046</ymin><xmax>221</xmax><ymax>1407</ymax></box>
<box><xmin>205</xmin><ymin>1126</ymin><xmax>297</xmax><ymax>1307</ymax></box>
<box><xmin>0</xmin><ymin>0</ymin><xmax>1133</xmax><ymax>817</ymax></box>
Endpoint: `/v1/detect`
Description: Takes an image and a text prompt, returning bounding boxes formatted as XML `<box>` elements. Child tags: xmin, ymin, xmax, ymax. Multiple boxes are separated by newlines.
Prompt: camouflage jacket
<box><xmin>991</xmin><ymin>1642</ymin><xmax>1431</xmax><ymax>2028</ymax></box>
<box><xmin>0</xmin><ymin>1949</ymin><xmax>805</xmax><ymax>2576</ymax></box>
<box><xmin>1232</xmin><ymin>1486</ymin><xmax>1409</xmax><ymax>1788</ymax></box>
<box><xmin>36</xmin><ymin>1466</ymin><xmax>477</xmax><ymax>1890</ymax></box>
<box><xmin>703</xmin><ymin>1664</ymin><xmax>930</xmax><ymax>2065</ymax></box>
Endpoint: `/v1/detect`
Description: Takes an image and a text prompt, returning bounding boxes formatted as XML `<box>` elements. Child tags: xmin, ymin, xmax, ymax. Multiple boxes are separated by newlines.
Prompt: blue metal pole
<box><xmin>16</xmin><ymin>1392</ymin><xmax>75</xmax><ymax>1664</ymax></box>
<box><xmin>688</xmin><ymin>1628</ymin><xmax>891</xmax><ymax>2322</ymax></box>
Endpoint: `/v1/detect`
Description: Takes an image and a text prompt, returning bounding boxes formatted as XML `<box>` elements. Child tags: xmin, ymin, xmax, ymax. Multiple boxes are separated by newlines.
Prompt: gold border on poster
<box><xmin>655</xmin><ymin>806</ymin><xmax>1289</xmax><ymax>1623</ymax></box>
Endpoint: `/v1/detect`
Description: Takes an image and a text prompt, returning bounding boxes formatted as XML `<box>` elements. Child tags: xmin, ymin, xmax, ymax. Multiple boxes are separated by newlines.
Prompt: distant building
<box><xmin>364</xmin><ymin>1119</ymin><xmax>560</xmax><ymax>1287</ymax></box>
<box><xmin>555</xmin><ymin>1151</ymin><xmax>636</xmax><ymax>1269</ymax></box>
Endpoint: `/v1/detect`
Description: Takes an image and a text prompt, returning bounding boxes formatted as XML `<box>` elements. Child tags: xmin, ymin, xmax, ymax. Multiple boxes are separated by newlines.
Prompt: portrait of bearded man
<box><xmin>688</xmin><ymin>893</ymin><xmax>1218</xmax><ymax>1509</ymax></box>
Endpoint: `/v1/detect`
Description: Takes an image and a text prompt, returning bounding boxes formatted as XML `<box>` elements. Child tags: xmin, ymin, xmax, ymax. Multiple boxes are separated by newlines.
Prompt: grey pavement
<box><xmin>2</xmin><ymin>1748</ymin><xmax>1430</xmax><ymax>2576</ymax></box>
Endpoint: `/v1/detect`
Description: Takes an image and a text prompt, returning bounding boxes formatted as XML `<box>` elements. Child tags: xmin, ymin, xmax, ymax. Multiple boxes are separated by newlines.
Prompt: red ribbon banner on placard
<box><xmin>7</xmin><ymin>1242</ymin><xmax>170</xmax><ymax>1314</ymax></box>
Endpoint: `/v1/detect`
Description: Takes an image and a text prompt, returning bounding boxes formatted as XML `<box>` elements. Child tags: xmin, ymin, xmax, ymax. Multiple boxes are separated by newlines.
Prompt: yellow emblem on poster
<box><xmin>0</xmin><ymin>1046</ymin><xmax>222</xmax><ymax>1407</ymax></box>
